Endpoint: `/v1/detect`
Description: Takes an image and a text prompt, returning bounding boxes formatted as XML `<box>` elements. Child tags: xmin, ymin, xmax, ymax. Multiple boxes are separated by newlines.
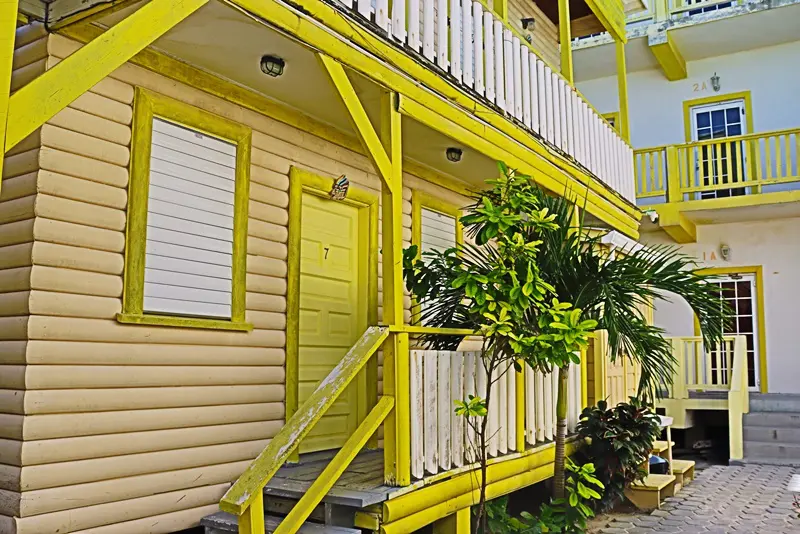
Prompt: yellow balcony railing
<box><xmin>634</xmin><ymin>127</ymin><xmax>800</xmax><ymax>201</ymax></box>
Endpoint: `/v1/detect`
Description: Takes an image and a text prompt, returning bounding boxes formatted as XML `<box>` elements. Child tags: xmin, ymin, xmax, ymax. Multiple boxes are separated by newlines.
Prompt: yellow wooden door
<box><xmin>298</xmin><ymin>193</ymin><xmax>363</xmax><ymax>453</ymax></box>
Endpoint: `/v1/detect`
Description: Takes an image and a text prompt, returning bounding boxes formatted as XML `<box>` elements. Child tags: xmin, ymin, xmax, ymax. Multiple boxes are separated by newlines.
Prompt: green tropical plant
<box><xmin>576</xmin><ymin>398</ymin><xmax>661</xmax><ymax>510</ymax></box>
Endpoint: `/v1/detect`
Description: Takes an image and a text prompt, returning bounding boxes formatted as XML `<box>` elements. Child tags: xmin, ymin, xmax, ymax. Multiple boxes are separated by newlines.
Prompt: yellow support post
<box><xmin>5</xmin><ymin>0</ymin><xmax>208</xmax><ymax>153</ymax></box>
<box><xmin>238</xmin><ymin>492</ymin><xmax>265</xmax><ymax>534</ymax></box>
<box><xmin>558</xmin><ymin>0</ymin><xmax>573</xmax><ymax>84</ymax></box>
<box><xmin>432</xmin><ymin>508</ymin><xmax>471</xmax><ymax>534</ymax></box>
<box><xmin>516</xmin><ymin>363</ymin><xmax>525</xmax><ymax>452</ymax></box>
<box><xmin>0</xmin><ymin>0</ymin><xmax>18</xmax><ymax>196</ymax></box>
<box><xmin>319</xmin><ymin>54</ymin><xmax>409</xmax><ymax>485</ymax></box>
<box><xmin>615</xmin><ymin>39</ymin><xmax>630</xmax><ymax>143</ymax></box>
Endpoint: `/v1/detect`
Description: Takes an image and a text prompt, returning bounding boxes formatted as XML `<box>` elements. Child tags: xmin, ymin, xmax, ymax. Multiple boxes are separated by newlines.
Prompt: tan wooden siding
<box><xmin>0</xmin><ymin>25</ymin><xmax>48</xmax><ymax>523</ymax></box>
<box><xmin>506</xmin><ymin>0</ymin><xmax>560</xmax><ymax>70</ymax></box>
<box><xmin>0</xmin><ymin>27</ymin><xmax>479</xmax><ymax>533</ymax></box>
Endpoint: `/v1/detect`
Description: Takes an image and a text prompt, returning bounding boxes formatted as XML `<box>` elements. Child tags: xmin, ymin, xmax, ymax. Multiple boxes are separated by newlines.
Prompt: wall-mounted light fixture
<box><xmin>711</xmin><ymin>72</ymin><xmax>721</xmax><ymax>92</ymax></box>
<box><xmin>719</xmin><ymin>243</ymin><xmax>731</xmax><ymax>261</ymax></box>
<box><xmin>521</xmin><ymin>17</ymin><xmax>535</xmax><ymax>31</ymax></box>
<box><xmin>446</xmin><ymin>147</ymin><xmax>463</xmax><ymax>162</ymax></box>
<box><xmin>260</xmin><ymin>55</ymin><xmax>286</xmax><ymax>77</ymax></box>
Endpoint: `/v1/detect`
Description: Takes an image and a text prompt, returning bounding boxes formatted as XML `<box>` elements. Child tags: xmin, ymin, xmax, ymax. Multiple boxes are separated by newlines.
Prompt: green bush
<box><xmin>576</xmin><ymin>398</ymin><xmax>661</xmax><ymax>510</ymax></box>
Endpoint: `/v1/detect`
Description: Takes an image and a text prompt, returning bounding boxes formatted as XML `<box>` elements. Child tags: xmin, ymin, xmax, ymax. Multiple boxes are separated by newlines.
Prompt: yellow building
<box><xmin>1</xmin><ymin>0</ymin><xmax>644</xmax><ymax>530</ymax></box>
<box><xmin>574</xmin><ymin>0</ymin><xmax>800</xmax><ymax>465</ymax></box>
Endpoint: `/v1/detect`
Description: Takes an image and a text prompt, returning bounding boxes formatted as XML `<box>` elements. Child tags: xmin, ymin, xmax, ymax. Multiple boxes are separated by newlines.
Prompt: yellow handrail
<box><xmin>220</xmin><ymin>326</ymin><xmax>389</xmax><ymax>518</ymax></box>
<box><xmin>634</xmin><ymin>127</ymin><xmax>800</xmax><ymax>199</ymax></box>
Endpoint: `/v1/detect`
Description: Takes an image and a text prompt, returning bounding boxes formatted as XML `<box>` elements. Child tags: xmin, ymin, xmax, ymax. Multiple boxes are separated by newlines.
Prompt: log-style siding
<box><xmin>0</xmin><ymin>26</ymin><xmax>479</xmax><ymax>533</ymax></box>
<box><xmin>506</xmin><ymin>0</ymin><xmax>560</xmax><ymax>70</ymax></box>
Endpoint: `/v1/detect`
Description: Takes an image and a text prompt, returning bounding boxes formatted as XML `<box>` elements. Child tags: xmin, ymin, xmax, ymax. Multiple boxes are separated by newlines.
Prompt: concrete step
<box><xmin>744</xmin><ymin>440</ymin><xmax>800</xmax><ymax>461</ymax></box>
<box><xmin>749</xmin><ymin>394</ymin><xmax>800</xmax><ymax>413</ymax></box>
<box><xmin>743</xmin><ymin>411</ymin><xmax>800</xmax><ymax>428</ymax></box>
<box><xmin>733</xmin><ymin>457</ymin><xmax>800</xmax><ymax>468</ymax></box>
<box><xmin>743</xmin><ymin>425</ymin><xmax>800</xmax><ymax>444</ymax></box>
<box><xmin>201</xmin><ymin>511</ymin><xmax>361</xmax><ymax>534</ymax></box>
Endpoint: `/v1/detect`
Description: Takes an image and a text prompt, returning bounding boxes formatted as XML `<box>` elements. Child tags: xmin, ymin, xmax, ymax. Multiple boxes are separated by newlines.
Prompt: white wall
<box><xmin>642</xmin><ymin>217</ymin><xmax>800</xmax><ymax>394</ymax></box>
<box><xmin>577</xmin><ymin>39</ymin><xmax>800</xmax><ymax>149</ymax></box>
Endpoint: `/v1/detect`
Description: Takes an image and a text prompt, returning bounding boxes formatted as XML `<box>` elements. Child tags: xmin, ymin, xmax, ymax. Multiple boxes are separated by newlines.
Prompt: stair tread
<box><xmin>670</xmin><ymin>459</ymin><xmax>695</xmax><ymax>473</ymax></box>
<box><xmin>744</xmin><ymin>440</ymin><xmax>800</xmax><ymax>447</ymax></box>
<box><xmin>630</xmin><ymin>474</ymin><xmax>676</xmax><ymax>491</ymax></box>
<box><xmin>736</xmin><ymin>457</ymin><xmax>800</xmax><ymax>467</ymax></box>
<box><xmin>651</xmin><ymin>440</ymin><xmax>675</xmax><ymax>453</ymax></box>
<box><xmin>201</xmin><ymin>511</ymin><xmax>361</xmax><ymax>533</ymax></box>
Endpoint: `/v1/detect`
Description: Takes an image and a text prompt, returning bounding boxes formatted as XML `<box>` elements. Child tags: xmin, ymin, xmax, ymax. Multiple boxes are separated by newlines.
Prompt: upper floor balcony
<box><xmin>18</xmin><ymin>0</ymin><xmax>643</xmax><ymax>219</ymax></box>
<box><xmin>634</xmin><ymin>127</ymin><xmax>800</xmax><ymax>241</ymax></box>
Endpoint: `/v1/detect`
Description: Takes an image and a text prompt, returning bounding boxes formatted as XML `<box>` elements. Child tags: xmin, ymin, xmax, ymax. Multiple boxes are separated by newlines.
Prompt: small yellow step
<box><xmin>625</xmin><ymin>474</ymin><xmax>676</xmax><ymax>510</ymax></box>
<box><xmin>671</xmin><ymin>459</ymin><xmax>695</xmax><ymax>492</ymax></box>
<box><xmin>652</xmin><ymin>440</ymin><xmax>675</xmax><ymax>457</ymax></box>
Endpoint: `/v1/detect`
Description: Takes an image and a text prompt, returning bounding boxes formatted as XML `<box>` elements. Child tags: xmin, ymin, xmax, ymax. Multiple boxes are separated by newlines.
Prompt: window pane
<box><xmin>737</xmin><ymin>298</ymin><xmax>753</xmax><ymax>316</ymax></box>
<box><xmin>696</xmin><ymin>112</ymin><xmax>711</xmax><ymax>128</ymax></box>
<box><xmin>726</xmin><ymin>107</ymin><xmax>741</xmax><ymax>123</ymax></box>
<box><xmin>737</xmin><ymin>316</ymin><xmax>754</xmax><ymax>333</ymax></box>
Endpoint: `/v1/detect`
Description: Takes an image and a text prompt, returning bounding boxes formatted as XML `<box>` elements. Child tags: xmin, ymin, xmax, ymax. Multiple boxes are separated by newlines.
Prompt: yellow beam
<box><xmin>584</xmin><ymin>0</ymin><xmax>626</xmax><ymax>42</ymax></box>
<box><xmin>558</xmin><ymin>0</ymin><xmax>573</xmax><ymax>84</ymax></box>
<box><xmin>649</xmin><ymin>31</ymin><xmax>687</xmax><ymax>81</ymax></box>
<box><xmin>432</xmin><ymin>508</ymin><xmax>470</xmax><ymax>534</ymax></box>
<box><xmin>4</xmin><ymin>0</ymin><xmax>208</xmax><ymax>152</ymax></box>
<box><xmin>318</xmin><ymin>54</ymin><xmax>394</xmax><ymax>193</ymax></box>
<box><xmin>220</xmin><ymin>326</ymin><xmax>389</xmax><ymax>515</ymax></box>
<box><xmin>397</xmin><ymin>94</ymin><xmax>641</xmax><ymax>239</ymax></box>
<box><xmin>0</xmin><ymin>0</ymin><xmax>19</xmax><ymax>196</ymax></box>
<box><xmin>223</xmin><ymin>0</ymin><xmax>641</xmax><ymax>224</ymax></box>
<box><xmin>274</xmin><ymin>397</ymin><xmax>395</xmax><ymax>534</ymax></box>
<box><xmin>615</xmin><ymin>39</ymin><xmax>630</xmax><ymax>143</ymax></box>
<box><xmin>238</xmin><ymin>492</ymin><xmax>265</xmax><ymax>534</ymax></box>
<box><xmin>657</xmin><ymin>205</ymin><xmax>697</xmax><ymax>243</ymax></box>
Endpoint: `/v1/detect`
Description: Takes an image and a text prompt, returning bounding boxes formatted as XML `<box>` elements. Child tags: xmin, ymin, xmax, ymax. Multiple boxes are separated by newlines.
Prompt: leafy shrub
<box><xmin>478</xmin><ymin>460</ymin><xmax>604</xmax><ymax>533</ymax></box>
<box><xmin>576</xmin><ymin>398</ymin><xmax>661</xmax><ymax>510</ymax></box>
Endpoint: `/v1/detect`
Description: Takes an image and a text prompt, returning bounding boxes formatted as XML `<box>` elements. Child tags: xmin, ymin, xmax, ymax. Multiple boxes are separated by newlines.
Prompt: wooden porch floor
<box><xmin>265</xmin><ymin>450</ymin><xmax>394</xmax><ymax>508</ymax></box>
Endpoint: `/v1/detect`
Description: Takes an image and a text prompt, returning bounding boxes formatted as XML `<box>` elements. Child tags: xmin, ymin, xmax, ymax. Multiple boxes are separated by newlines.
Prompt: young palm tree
<box><xmin>524</xmin><ymin>188</ymin><xmax>729</xmax><ymax>499</ymax></box>
<box><xmin>406</xmin><ymin>165</ymin><xmax>730</xmax><ymax>512</ymax></box>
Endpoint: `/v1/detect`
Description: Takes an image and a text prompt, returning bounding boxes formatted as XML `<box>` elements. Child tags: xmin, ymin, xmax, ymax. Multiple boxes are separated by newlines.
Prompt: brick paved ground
<box><xmin>599</xmin><ymin>464</ymin><xmax>800</xmax><ymax>533</ymax></box>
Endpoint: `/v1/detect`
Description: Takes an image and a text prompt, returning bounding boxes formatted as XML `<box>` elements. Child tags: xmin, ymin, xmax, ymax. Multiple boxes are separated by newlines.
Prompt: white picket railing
<box><xmin>410</xmin><ymin>350</ymin><xmax>583</xmax><ymax>479</ymax></box>
<box><xmin>338</xmin><ymin>0</ymin><xmax>636</xmax><ymax>204</ymax></box>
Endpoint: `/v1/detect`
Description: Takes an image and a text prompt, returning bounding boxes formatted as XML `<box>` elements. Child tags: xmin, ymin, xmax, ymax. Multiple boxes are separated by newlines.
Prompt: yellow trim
<box><xmin>696</xmin><ymin>266</ymin><xmax>768</xmax><ymax>394</ymax></box>
<box><xmin>285</xmin><ymin>166</ymin><xmax>380</xmax><ymax>427</ymax></box>
<box><xmin>432</xmin><ymin>508</ymin><xmax>470</xmax><ymax>534</ymax></box>
<box><xmin>558</xmin><ymin>0</ymin><xmax>574</xmax><ymax>84</ymax></box>
<box><xmin>615</xmin><ymin>39</ymin><xmax>630</xmax><ymax>143</ymax></box>
<box><xmin>584</xmin><ymin>0</ymin><xmax>627</xmax><ymax>43</ymax></box>
<box><xmin>682</xmin><ymin>90</ymin><xmax>754</xmax><ymax>143</ymax></box>
<box><xmin>0</xmin><ymin>0</ymin><xmax>17</xmax><ymax>196</ymax></box>
<box><xmin>221</xmin><ymin>326</ymin><xmax>390</xmax><ymax>516</ymax></box>
<box><xmin>48</xmin><ymin>0</ymin><xmax>141</xmax><ymax>30</ymax></box>
<box><xmin>381</xmin><ymin>440</ymin><xmax>580</xmax><ymax>533</ymax></box>
<box><xmin>274</xmin><ymin>396</ymin><xmax>395</xmax><ymax>534</ymax></box>
<box><xmin>5</xmin><ymin>0</ymin><xmax>208</xmax><ymax>152</ymax></box>
<box><xmin>649</xmin><ymin>31</ymin><xmax>686</xmax><ymax>82</ymax></box>
<box><xmin>119</xmin><ymin>87</ymin><xmax>252</xmax><ymax>331</ymax></box>
<box><xmin>223</xmin><ymin>0</ymin><xmax>640</xmax><ymax>222</ymax></box>
<box><xmin>602</xmin><ymin>112</ymin><xmax>620</xmax><ymax>132</ymax></box>
<box><xmin>238</xmin><ymin>492</ymin><xmax>265</xmax><ymax>534</ymax></box>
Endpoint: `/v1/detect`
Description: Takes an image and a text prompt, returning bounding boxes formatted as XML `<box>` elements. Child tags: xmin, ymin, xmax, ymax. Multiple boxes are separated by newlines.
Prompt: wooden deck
<box><xmin>265</xmin><ymin>450</ymin><xmax>394</xmax><ymax>508</ymax></box>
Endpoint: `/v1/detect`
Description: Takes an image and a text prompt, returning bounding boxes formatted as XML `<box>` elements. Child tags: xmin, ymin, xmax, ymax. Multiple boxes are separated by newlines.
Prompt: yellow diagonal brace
<box><xmin>318</xmin><ymin>54</ymin><xmax>394</xmax><ymax>193</ymax></box>
<box><xmin>649</xmin><ymin>30</ymin><xmax>686</xmax><ymax>81</ymax></box>
<box><xmin>0</xmin><ymin>0</ymin><xmax>19</xmax><ymax>196</ymax></box>
<box><xmin>274</xmin><ymin>396</ymin><xmax>395</xmax><ymax>534</ymax></box>
<box><xmin>4</xmin><ymin>0</ymin><xmax>208</xmax><ymax>152</ymax></box>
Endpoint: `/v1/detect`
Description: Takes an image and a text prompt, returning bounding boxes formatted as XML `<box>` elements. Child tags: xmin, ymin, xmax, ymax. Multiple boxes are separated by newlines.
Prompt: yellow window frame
<box><xmin>602</xmin><ymin>112</ymin><xmax>620</xmax><ymax>133</ymax></box>
<box><xmin>693</xmin><ymin>265</ymin><xmax>767</xmax><ymax>394</ymax></box>
<box><xmin>118</xmin><ymin>87</ymin><xmax>253</xmax><ymax>331</ymax></box>
<box><xmin>682</xmin><ymin>90</ymin><xmax>753</xmax><ymax>142</ymax></box>
<box><xmin>410</xmin><ymin>191</ymin><xmax>464</xmax><ymax>324</ymax></box>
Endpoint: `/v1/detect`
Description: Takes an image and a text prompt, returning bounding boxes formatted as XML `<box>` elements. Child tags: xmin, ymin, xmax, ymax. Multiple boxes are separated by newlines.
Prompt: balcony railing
<box><xmin>336</xmin><ymin>0</ymin><xmax>636</xmax><ymax>203</ymax></box>
<box><xmin>634</xmin><ymin>127</ymin><xmax>800</xmax><ymax>202</ymax></box>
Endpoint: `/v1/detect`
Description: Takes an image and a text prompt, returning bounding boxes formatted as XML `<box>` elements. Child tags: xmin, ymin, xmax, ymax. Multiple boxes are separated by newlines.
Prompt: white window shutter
<box><xmin>143</xmin><ymin>118</ymin><xmax>237</xmax><ymax>319</ymax></box>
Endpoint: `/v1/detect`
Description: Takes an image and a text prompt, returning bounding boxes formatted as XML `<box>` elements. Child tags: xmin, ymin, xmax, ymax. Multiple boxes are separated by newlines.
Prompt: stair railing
<box><xmin>728</xmin><ymin>335</ymin><xmax>750</xmax><ymax>461</ymax></box>
<box><xmin>220</xmin><ymin>326</ymin><xmax>390</xmax><ymax>534</ymax></box>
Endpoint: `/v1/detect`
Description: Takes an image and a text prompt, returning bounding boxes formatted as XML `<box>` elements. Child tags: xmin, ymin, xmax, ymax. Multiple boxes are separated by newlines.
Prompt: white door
<box><xmin>690</xmin><ymin>99</ymin><xmax>748</xmax><ymax>199</ymax></box>
<box><xmin>708</xmin><ymin>274</ymin><xmax>760</xmax><ymax>391</ymax></box>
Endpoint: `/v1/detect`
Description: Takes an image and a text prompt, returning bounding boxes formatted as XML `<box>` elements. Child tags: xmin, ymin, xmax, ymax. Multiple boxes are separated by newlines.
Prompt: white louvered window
<box><xmin>419</xmin><ymin>207</ymin><xmax>458</xmax><ymax>324</ymax></box>
<box><xmin>421</xmin><ymin>208</ymin><xmax>457</xmax><ymax>255</ymax></box>
<box><xmin>143</xmin><ymin>118</ymin><xmax>237</xmax><ymax>319</ymax></box>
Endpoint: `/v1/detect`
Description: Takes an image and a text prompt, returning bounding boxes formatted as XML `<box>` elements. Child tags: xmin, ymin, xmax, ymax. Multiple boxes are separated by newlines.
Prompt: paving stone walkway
<box><xmin>600</xmin><ymin>464</ymin><xmax>800</xmax><ymax>533</ymax></box>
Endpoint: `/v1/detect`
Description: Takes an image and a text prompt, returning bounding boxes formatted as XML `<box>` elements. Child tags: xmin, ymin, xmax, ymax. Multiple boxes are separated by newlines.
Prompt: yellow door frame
<box><xmin>695</xmin><ymin>265</ymin><xmax>768</xmax><ymax>393</ymax></box>
<box><xmin>286</xmin><ymin>166</ymin><xmax>380</xmax><ymax>442</ymax></box>
<box><xmin>682</xmin><ymin>91</ymin><xmax>754</xmax><ymax>143</ymax></box>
